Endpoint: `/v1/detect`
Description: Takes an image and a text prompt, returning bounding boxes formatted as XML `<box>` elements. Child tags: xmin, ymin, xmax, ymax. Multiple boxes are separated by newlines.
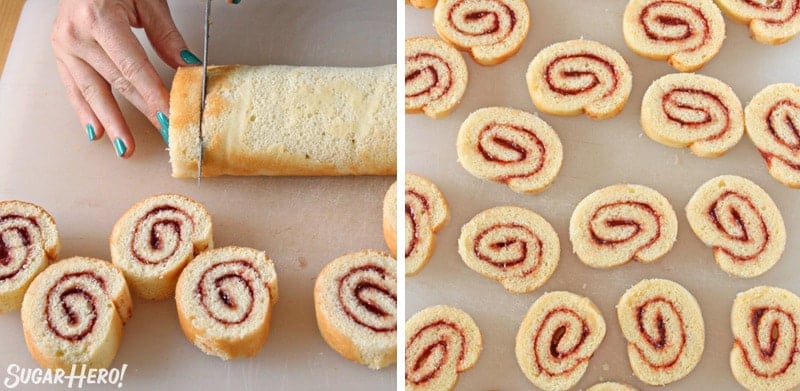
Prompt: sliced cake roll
<box><xmin>617</xmin><ymin>279</ymin><xmax>705</xmax><ymax>385</ymax></box>
<box><xmin>527</xmin><ymin>39</ymin><xmax>633</xmax><ymax>119</ymax></box>
<box><xmin>21</xmin><ymin>257</ymin><xmax>132</xmax><ymax>370</ymax></box>
<box><xmin>0</xmin><ymin>200</ymin><xmax>60</xmax><ymax>312</ymax></box>
<box><xmin>110</xmin><ymin>194</ymin><xmax>213</xmax><ymax>300</ymax></box>
<box><xmin>175</xmin><ymin>246</ymin><xmax>278</xmax><ymax>360</ymax></box>
<box><xmin>314</xmin><ymin>250</ymin><xmax>397</xmax><ymax>369</ymax></box>
<box><xmin>623</xmin><ymin>0</ymin><xmax>726</xmax><ymax>71</ymax></box>
<box><xmin>686</xmin><ymin>175</ymin><xmax>786</xmax><ymax>278</ymax></box>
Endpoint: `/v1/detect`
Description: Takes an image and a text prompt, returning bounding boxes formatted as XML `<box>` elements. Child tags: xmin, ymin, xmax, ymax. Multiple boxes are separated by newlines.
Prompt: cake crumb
<box><xmin>296</xmin><ymin>257</ymin><xmax>308</xmax><ymax>269</ymax></box>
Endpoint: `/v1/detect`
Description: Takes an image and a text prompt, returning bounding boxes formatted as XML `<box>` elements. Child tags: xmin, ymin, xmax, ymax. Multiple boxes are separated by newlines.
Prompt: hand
<box><xmin>51</xmin><ymin>0</ymin><xmax>241</xmax><ymax>158</ymax></box>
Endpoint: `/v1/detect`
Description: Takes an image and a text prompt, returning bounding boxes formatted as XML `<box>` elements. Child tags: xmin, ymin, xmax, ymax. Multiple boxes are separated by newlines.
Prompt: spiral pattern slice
<box><xmin>21</xmin><ymin>257</ymin><xmax>132</xmax><ymax>370</ymax></box>
<box><xmin>175</xmin><ymin>246</ymin><xmax>278</xmax><ymax>360</ymax></box>
<box><xmin>744</xmin><ymin>83</ymin><xmax>800</xmax><ymax>188</ymax></box>
<box><xmin>383</xmin><ymin>174</ymin><xmax>449</xmax><ymax>276</ymax></box>
<box><xmin>617</xmin><ymin>279</ymin><xmax>705</xmax><ymax>385</ymax></box>
<box><xmin>516</xmin><ymin>291</ymin><xmax>606</xmax><ymax>391</ymax></box>
<box><xmin>641</xmin><ymin>73</ymin><xmax>744</xmax><ymax>157</ymax></box>
<box><xmin>570</xmin><ymin>184</ymin><xmax>678</xmax><ymax>269</ymax></box>
<box><xmin>110</xmin><ymin>194</ymin><xmax>213</xmax><ymax>300</ymax></box>
<box><xmin>0</xmin><ymin>200</ymin><xmax>59</xmax><ymax>312</ymax></box>
<box><xmin>315</xmin><ymin>250</ymin><xmax>397</xmax><ymax>369</ymax></box>
<box><xmin>406</xmin><ymin>37</ymin><xmax>468</xmax><ymax>119</ymax></box>
<box><xmin>433</xmin><ymin>0</ymin><xmax>530</xmax><ymax>65</ymax></box>
<box><xmin>457</xmin><ymin>107</ymin><xmax>563</xmax><ymax>194</ymax></box>
<box><xmin>716</xmin><ymin>0</ymin><xmax>800</xmax><ymax>44</ymax></box>
<box><xmin>686</xmin><ymin>175</ymin><xmax>786</xmax><ymax>278</ymax></box>
<box><xmin>623</xmin><ymin>0</ymin><xmax>726</xmax><ymax>71</ymax></box>
<box><xmin>731</xmin><ymin>286</ymin><xmax>800</xmax><ymax>391</ymax></box>
<box><xmin>406</xmin><ymin>305</ymin><xmax>482</xmax><ymax>391</ymax></box>
<box><xmin>527</xmin><ymin>40</ymin><xmax>633</xmax><ymax>119</ymax></box>
<box><xmin>458</xmin><ymin>206</ymin><xmax>560</xmax><ymax>293</ymax></box>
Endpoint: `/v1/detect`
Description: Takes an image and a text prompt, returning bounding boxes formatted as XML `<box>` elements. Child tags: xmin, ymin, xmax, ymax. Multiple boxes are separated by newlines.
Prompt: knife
<box><xmin>197</xmin><ymin>0</ymin><xmax>212</xmax><ymax>185</ymax></box>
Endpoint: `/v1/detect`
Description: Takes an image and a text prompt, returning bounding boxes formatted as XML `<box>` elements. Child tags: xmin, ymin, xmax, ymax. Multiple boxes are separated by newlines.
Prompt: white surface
<box><xmin>407</xmin><ymin>2</ymin><xmax>800</xmax><ymax>391</ymax></box>
<box><xmin>0</xmin><ymin>1</ymin><xmax>395</xmax><ymax>390</ymax></box>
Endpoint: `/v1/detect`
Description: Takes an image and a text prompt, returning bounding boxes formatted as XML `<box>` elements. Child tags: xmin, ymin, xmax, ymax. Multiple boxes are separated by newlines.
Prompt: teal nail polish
<box><xmin>180</xmin><ymin>49</ymin><xmax>202</xmax><ymax>65</ymax></box>
<box><xmin>113</xmin><ymin>138</ymin><xmax>127</xmax><ymax>157</ymax></box>
<box><xmin>232</xmin><ymin>0</ymin><xmax>241</xmax><ymax>4</ymax></box>
<box><xmin>157</xmin><ymin>111</ymin><xmax>170</xmax><ymax>145</ymax></box>
<box><xmin>160</xmin><ymin>127</ymin><xmax>169</xmax><ymax>146</ymax></box>
<box><xmin>86</xmin><ymin>124</ymin><xmax>96</xmax><ymax>141</ymax></box>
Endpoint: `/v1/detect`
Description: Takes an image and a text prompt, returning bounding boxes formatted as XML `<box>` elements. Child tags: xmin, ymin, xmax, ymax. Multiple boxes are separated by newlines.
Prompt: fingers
<box><xmin>136</xmin><ymin>0</ymin><xmax>198</xmax><ymax>69</ymax></box>
<box><xmin>62</xmin><ymin>56</ymin><xmax>137</xmax><ymax>158</ymax></box>
<box><xmin>55</xmin><ymin>60</ymin><xmax>103</xmax><ymax>142</ymax></box>
<box><xmin>92</xmin><ymin>9</ymin><xmax>170</xmax><ymax>131</ymax></box>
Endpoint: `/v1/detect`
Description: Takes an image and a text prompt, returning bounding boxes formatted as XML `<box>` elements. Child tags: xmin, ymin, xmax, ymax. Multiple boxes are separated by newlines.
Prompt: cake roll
<box><xmin>526</xmin><ymin>39</ymin><xmax>633</xmax><ymax>119</ymax></box>
<box><xmin>716</xmin><ymin>0</ymin><xmax>800</xmax><ymax>44</ymax></box>
<box><xmin>175</xmin><ymin>246</ymin><xmax>278</xmax><ymax>360</ymax></box>
<box><xmin>515</xmin><ymin>291</ymin><xmax>606</xmax><ymax>391</ymax></box>
<box><xmin>405</xmin><ymin>305</ymin><xmax>482</xmax><ymax>391</ymax></box>
<box><xmin>405</xmin><ymin>37</ymin><xmax>469</xmax><ymax>119</ymax></box>
<box><xmin>570</xmin><ymin>184</ymin><xmax>678</xmax><ymax>269</ymax></box>
<box><xmin>169</xmin><ymin>64</ymin><xmax>396</xmax><ymax>177</ymax></box>
<box><xmin>314</xmin><ymin>250</ymin><xmax>397</xmax><ymax>369</ymax></box>
<box><xmin>617</xmin><ymin>279</ymin><xmax>705</xmax><ymax>385</ymax></box>
<box><xmin>744</xmin><ymin>83</ymin><xmax>800</xmax><ymax>188</ymax></box>
<box><xmin>641</xmin><ymin>73</ymin><xmax>744</xmax><ymax>157</ymax></box>
<box><xmin>730</xmin><ymin>286</ymin><xmax>800</xmax><ymax>391</ymax></box>
<box><xmin>458</xmin><ymin>206</ymin><xmax>560</xmax><ymax>293</ymax></box>
<box><xmin>685</xmin><ymin>175</ymin><xmax>786</xmax><ymax>278</ymax></box>
<box><xmin>383</xmin><ymin>173</ymin><xmax>450</xmax><ymax>276</ymax></box>
<box><xmin>433</xmin><ymin>0</ymin><xmax>531</xmax><ymax>65</ymax></box>
<box><xmin>456</xmin><ymin>107</ymin><xmax>563</xmax><ymax>194</ymax></box>
<box><xmin>21</xmin><ymin>257</ymin><xmax>132</xmax><ymax>370</ymax></box>
<box><xmin>623</xmin><ymin>0</ymin><xmax>726</xmax><ymax>71</ymax></box>
<box><xmin>110</xmin><ymin>194</ymin><xmax>213</xmax><ymax>300</ymax></box>
<box><xmin>0</xmin><ymin>200</ymin><xmax>60</xmax><ymax>312</ymax></box>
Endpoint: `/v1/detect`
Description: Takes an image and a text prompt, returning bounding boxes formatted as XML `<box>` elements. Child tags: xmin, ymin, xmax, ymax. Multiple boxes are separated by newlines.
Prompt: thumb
<box><xmin>138</xmin><ymin>0</ymin><xmax>195</xmax><ymax>69</ymax></box>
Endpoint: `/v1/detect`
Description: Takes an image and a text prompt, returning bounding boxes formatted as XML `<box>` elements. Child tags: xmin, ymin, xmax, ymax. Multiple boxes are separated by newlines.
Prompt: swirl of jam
<box><xmin>589</xmin><ymin>201</ymin><xmax>661</xmax><ymax>257</ymax></box>
<box><xmin>131</xmin><ymin>205</ymin><xmax>195</xmax><ymax>265</ymax></box>
<box><xmin>445</xmin><ymin>0</ymin><xmax>517</xmax><ymax>46</ymax></box>
<box><xmin>44</xmin><ymin>272</ymin><xmax>105</xmax><ymax>342</ymax></box>
<box><xmin>761</xmin><ymin>98</ymin><xmax>800</xmax><ymax>170</ymax></box>
<box><xmin>661</xmin><ymin>88</ymin><xmax>730</xmax><ymax>142</ymax></box>
<box><xmin>338</xmin><ymin>265</ymin><xmax>397</xmax><ymax>333</ymax></box>
<box><xmin>196</xmin><ymin>260</ymin><xmax>261</xmax><ymax>325</ymax></box>
<box><xmin>0</xmin><ymin>215</ymin><xmax>40</xmax><ymax>281</ymax></box>
<box><xmin>707</xmin><ymin>191</ymin><xmax>768</xmax><ymax>262</ymax></box>
<box><xmin>631</xmin><ymin>298</ymin><xmax>687</xmax><ymax>369</ymax></box>
<box><xmin>639</xmin><ymin>1</ymin><xmax>709</xmax><ymax>51</ymax></box>
<box><xmin>405</xmin><ymin>190</ymin><xmax>430</xmax><ymax>259</ymax></box>
<box><xmin>405</xmin><ymin>53</ymin><xmax>453</xmax><ymax>108</ymax></box>
<box><xmin>736</xmin><ymin>306</ymin><xmax>799</xmax><ymax>377</ymax></box>
<box><xmin>531</xmin><ymin>308</ymin><xmax>592</xmax><ymax>377</ymax></box>
<box><xmin>476</xmin><ymin>122</ymin><xmax>546</xmax><ymax>183</ymax></box>
<box><xmin>473</xmin><ymin>223</ymin><xmax>542</xmax><ymax>276</ymax></box>
<box><xmin>545</xmin><ymin>53</ymin><xmax>619</xmax><ymax>98</ymax></box>
<box><xmin>406</xmin><ymin>320</ymin><xmax>469</xmax><ymax>386</ymax></box>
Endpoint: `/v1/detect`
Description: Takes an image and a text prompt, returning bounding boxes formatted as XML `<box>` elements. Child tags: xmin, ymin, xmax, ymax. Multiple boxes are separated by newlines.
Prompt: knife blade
<box><xmin>197</xmin><ymin>0</ymin><xmax>212</xmax><ymax>185</ymax></box>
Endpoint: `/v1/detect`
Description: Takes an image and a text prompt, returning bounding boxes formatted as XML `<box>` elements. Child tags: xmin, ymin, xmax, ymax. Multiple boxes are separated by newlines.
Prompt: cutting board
<box><xmin>0</xmin><ymin>1</ymin><xmax>396</xmax><ymax>390</ymax></box>
<box><xmin>407</xmin><ymin>2</ymin><xmax>800</xmax><ymax>390</ymax></box>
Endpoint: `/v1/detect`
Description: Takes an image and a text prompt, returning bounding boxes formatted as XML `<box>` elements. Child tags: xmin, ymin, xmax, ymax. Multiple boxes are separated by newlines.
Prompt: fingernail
<box><xmin>232</xmin><ymin>0</ymin><xmax>241</xmax><ymax>4</ymax></box>
<box><xmin>157</xmin><ymin>111</ymin><xmax>170</xmax><ymax>145</ymax></box>
<box><xmin>86</xmin><ymin>124</ymin><xmax>96</xmax><ymax>141</ymax></box>
<box><xmin>180</xmin><ymin>49</ymin><xmax>202</xmax><ymax>65</ymax></box>
<box><xmin>113</xmin><ymin>138</ymin><xmax>127</xmax><ymax>157</ymax></box>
